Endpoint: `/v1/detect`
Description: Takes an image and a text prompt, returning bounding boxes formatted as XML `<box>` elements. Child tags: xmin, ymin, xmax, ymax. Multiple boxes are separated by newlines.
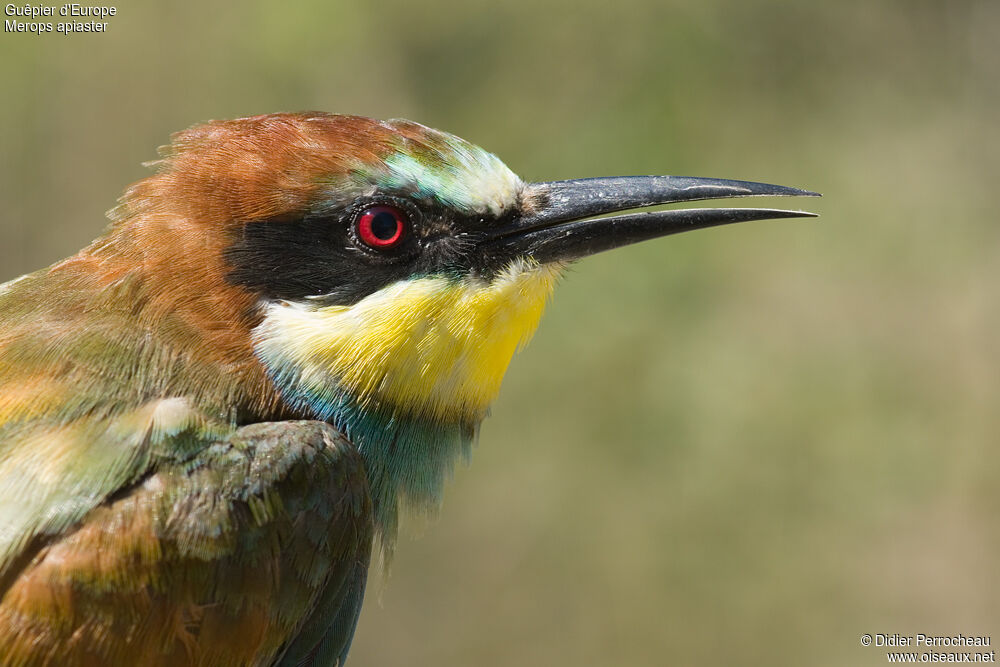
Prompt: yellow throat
<box><xmin>253</xmin><ymin>260</ymin><xmax>563</xmax><ymax>423</ymax></box>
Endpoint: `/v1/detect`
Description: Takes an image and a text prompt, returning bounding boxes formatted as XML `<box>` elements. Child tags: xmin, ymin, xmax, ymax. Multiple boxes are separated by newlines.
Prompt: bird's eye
<box><xmin>356</xmin><ymin>205</ymin><xmax>407</xmax><ymax>249</ymax></box>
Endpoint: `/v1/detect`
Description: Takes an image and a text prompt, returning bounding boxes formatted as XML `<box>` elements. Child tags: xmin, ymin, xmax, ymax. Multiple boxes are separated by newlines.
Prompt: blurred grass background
<box><xmin>2</xmin><ymin>1</ymin><xmax>998</xmax><ymax>664</ymax></box>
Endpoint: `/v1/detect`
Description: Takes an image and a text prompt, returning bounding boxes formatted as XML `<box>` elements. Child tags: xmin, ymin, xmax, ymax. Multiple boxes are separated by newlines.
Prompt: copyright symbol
<box><xmin>861</xmin><ymin>634</ymin><xmax>872</xmax><ymax>646</ymax></box>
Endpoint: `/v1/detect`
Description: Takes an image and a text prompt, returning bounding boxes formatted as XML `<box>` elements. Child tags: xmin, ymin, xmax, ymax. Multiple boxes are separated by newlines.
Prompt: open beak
<box><xmin>482</xmin><ymin>176</ymin><xmax>820</xmax><ymax>263</ymax></box>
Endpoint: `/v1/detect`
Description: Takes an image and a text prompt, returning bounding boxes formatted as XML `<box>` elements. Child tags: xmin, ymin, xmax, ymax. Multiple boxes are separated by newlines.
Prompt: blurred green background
<box><xmin>2</xmin><ymin>1</ymin><xmax>997</xmax><ymax>665</ymax></box>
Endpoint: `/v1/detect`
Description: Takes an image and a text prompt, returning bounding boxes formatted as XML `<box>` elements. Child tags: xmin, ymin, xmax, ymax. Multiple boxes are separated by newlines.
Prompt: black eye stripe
<box><xmin>224</xmin><ymin>198</ymin><xmax>513</xmax><ymax>307</ymax></box>
<box><xmin>225</xmin><ymin>215</ymin><xmax>416</xmax><ymax>306</ymax></box>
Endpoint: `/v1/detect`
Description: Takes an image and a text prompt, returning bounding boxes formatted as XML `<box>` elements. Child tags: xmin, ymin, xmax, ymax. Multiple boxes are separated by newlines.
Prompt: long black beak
<box><xmin>481</xmin><ymin>176</ymin><xmax>819</xmax><ymax>263</ymax></box>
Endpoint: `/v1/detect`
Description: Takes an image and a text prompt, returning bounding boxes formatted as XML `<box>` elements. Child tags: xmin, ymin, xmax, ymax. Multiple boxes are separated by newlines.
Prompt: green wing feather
<box><xmin>0</xmin><ymin>420</ymin><xmax>373</xmax><ymax>667</ymax></box>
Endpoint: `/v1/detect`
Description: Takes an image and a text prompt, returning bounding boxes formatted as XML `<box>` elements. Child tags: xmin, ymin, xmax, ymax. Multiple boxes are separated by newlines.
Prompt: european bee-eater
<box><xmin>0</xmin><ymin>112</ymin><xmax>817</xmax><ymax>666</ymax></box>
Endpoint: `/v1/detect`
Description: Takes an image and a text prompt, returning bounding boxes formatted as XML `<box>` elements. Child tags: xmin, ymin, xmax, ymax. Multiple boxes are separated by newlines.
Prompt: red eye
<box><xmin>356</xmin><ymin>205</ymin><xmax>407</xmax><ymax>249</ymax></box>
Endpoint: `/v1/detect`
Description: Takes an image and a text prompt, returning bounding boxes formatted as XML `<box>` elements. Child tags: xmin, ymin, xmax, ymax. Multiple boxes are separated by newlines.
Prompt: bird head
<box><xmin>93</xmin><ymin>112</ymin><xmax>817</xmax><ymax>544</ymax></box>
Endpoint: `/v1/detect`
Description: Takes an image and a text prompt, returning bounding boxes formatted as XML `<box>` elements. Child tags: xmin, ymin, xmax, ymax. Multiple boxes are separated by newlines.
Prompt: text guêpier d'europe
<box><xmin>5</xmin><ymin>4</ymin><xmax>116</xmax><ymax>34</ymax></box>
